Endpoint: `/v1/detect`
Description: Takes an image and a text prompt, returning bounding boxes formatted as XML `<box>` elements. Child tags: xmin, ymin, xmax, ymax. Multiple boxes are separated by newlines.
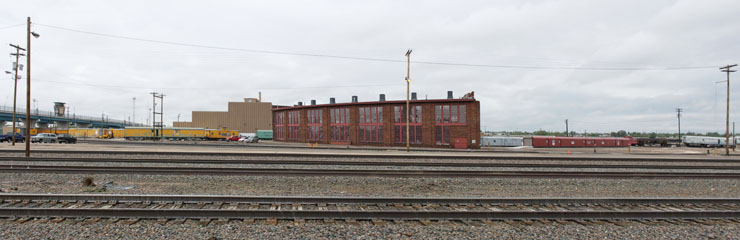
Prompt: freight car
<box><xmin>481</xmin><ymin>136</ymin><xmax>523</xmax><ymax>147</ymax></box>
<box><xmin>634</xmin><ymin>137</ymin><xmax>680</xmax><ymax>147</ymax></box>
<box><xmin>682</xmin><ymin>136</ymin><xmax>735</xmax><ymax>148</ymax></box>
<box><xmin>524</xmin><ymin>136</ymin><xmax>631</xmax><ymax>148</ymax></box>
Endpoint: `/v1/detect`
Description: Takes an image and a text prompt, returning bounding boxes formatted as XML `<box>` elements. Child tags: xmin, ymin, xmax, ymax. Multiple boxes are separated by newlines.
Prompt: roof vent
<box><xmin>330</xmin><ymin>97</ymin><xmax>336</xmax><ymax>104</ymax></box>
<box><xmin>411</xmin><ymin>92</ymin><xmax>417</xmax><ymax>100</ymax></box>
<box><xmin>447</xmin><ymin>91</ymin><xmax>453</xmax><ymax>99</ymax></box>
<box><xmin>311</xmin><ymin>100</ymin><xmax>316</xmax><ymax>105</ymax></box>
<box><xmin>352</xmin><ymin>96</ymin><xmax>358</xmax><ymax>103</ymax></box>
<box><xmin>379</xmin><ymin>94</ymin><xmax>386</xmax><ymax>102</ymax></box>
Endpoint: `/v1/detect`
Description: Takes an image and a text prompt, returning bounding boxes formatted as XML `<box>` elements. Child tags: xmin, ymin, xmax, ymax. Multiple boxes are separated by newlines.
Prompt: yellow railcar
<box><xmin>123</xmin><ymin>127</ymin><xmax>209</xmax><ymax>140</ymax></box>
<box><xmin>205</xmin><ymin>127</ymin><xmax>238</xmax><ymax>140</ymax></box>
<box><xmin>68</xmin><ymin>128</ymin><xmax>100</xmax><ymax>138</ymax></box>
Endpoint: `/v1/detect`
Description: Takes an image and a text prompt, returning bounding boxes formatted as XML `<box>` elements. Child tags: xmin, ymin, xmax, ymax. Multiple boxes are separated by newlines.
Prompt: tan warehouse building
<box><xmin>173</xmin><ymin>97</ymin><xmax>272</xmax><ymax>133</ymax></box>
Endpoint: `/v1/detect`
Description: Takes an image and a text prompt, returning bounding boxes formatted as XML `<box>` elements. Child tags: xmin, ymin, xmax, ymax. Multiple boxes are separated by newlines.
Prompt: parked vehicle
<box><xmin>31</xmin><ymin>133</ymin><xmax>58</xmax><ymax>143</ymax></box>
<box><xmin>226</xmin><ymin>135</ymin><xmax>241</xmax><ymax>142</ymax></box>
<box><xmin>238</xmin><ymin>135</ymin><xmax>259</xmax><ymax>143</ymax></box>
<box><xmin>0</xmin><ymin>133</ymin><xmax>25</xmax><ymax>143</ymax></box>
<box><xmin>56</xmin><ymin>134</ymin><xmax>77</xmax><ymax>144</ymax></box>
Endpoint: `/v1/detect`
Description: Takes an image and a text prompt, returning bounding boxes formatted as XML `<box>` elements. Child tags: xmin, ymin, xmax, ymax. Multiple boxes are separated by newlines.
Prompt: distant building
<box><xmin>272</xmin><ymin>91</ymin><xmax>480</xmax><ymax>149</ymax></box>
<box><xmin>174</xmin><ymin>97</ymin><xmax>272</xmax><ymax>133</ymax></box>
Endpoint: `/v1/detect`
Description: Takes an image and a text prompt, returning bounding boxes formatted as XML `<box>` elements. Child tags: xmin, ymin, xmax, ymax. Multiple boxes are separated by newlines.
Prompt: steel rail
<box><xmin>2</xmin><ymin>194</ymin><xmax>740</xmax><ymax>205</ymax></box>
<box><xmin>1</xmin><ymin>164</ymin><xmax>740</xmax><ymax>178</ymax></box>
<box><xmin>0</xmin><ymin>157</ymin><xmax>739</xmax><ymax>170</ymax></box>
<box><xmin>3</xmin><ymin>208</ymin><xmax>739</xmax><ymax>220</ymax></box>
<box><xmin>0</xmin><ymin>149</ymin><xmax>732</xmax><ymax>163</ymax></box>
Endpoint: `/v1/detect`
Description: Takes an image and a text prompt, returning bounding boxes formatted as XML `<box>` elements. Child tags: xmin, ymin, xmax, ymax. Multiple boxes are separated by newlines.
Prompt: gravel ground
<box><xmin>0</xmin><ymin>220</ymin><xmax>737</xmax><ymax>239</ymax></box>
<box><xmin>1</xmin><ymin>173</ymin><xmax>739</xmax><ymax>197</ymax></box>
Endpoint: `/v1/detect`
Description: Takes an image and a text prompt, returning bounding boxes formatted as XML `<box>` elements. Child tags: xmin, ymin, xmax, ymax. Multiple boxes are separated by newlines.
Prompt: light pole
<box><xmin>405</xmin><ymin>49</ymin><xmax>412</xmax><ymax>152</ymax></box>
<box><xmin>24</xmin><ymin>17</ymin><xmax>39</xmax><ymax>157</ymax></box>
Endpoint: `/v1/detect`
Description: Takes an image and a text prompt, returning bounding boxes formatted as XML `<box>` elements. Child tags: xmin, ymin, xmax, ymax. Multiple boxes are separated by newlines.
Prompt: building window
<box><xmin>359</xmin><ymin>106</ymin><xmax>383</xmax><ymax>143</ymax></box>
<box><xmin>307</xmin><ymin>109</ymin><xmax>323</xmax><ymax>141</ymax></box>
<box><xmin>287</xmin><ymin>110</ymin><xmax>300</xmax><ymax>140</ymax></box>
<box><xmin>435</xmin><ymin>104</ymin><xmax>466</xmax><ymax>145</ymax></box>
<box><xmin>274</xmin><ymin>112</ymin><xmax>285</xmax><ymax>140</ymax></box>
<box><xmin>394</xmin><ymin>105</ymin><xmax>422</xmax><ymax>144</ymax></box>
<box><xmin>329</xmin><ymin>108</ymin><xmax>350</xmax><ymax>142</ymax></box>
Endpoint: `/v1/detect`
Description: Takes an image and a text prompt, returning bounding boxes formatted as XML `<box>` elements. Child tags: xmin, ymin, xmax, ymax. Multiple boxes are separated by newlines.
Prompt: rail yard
<box><xmin>0</xmin><ymin>141</ymin><xmax>739</xmax><ymax>239</ymax></box>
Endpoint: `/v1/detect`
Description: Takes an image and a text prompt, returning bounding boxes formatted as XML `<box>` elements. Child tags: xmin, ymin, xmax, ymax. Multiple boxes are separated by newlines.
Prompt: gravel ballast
<box><xmin>0</xmin><ymin>221</ymin><xmax>737</xmax><ymax>240</ymax></box>
<box><xmin>1</xmin><ymin>173</ymin><xmax>739</xmax><ymax>197</ymax></box>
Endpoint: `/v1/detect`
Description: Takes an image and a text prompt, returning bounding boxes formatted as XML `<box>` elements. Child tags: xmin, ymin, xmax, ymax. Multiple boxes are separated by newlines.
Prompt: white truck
<box><xmin>31</xmin><ymin>133</ymin><xmax>58</xmax><ymax>143</ymax></box>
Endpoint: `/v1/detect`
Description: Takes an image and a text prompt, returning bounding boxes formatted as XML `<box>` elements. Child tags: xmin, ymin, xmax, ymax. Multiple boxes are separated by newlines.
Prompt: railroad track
<box><xmin>0</xmin><ymin>164</ymin><xmax>740</xmax><ymax>178</ymax></box>
<box><xmin>0</xmin><ymin>149</ymin><xmax>730</xmax><ymax>162</ymax></box>
<box><xmin>2</xmin><ymin>194</ymin><xmax>740</xmax><ymax>223</ymax></box>
<box><xmin>1</xmin><ymin>157</ymin><xmax>740</xmax><ymax>170</ymax></box>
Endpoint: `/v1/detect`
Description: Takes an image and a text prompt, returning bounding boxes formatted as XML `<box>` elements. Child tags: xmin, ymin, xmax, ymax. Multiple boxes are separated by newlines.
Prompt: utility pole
<box><xmin>676</xmin><ymin>108</ymin><xmax>682</xmax><ymax>144</ymax></box>
<box><xmin>565</xmin><ymin>119</ymin><xmax>569</xmax><ymax>137</ymax></box>
<box><xmin>9</xmin><ymin>44</ymin><xmax>25</xmax><ymax>146</ymax></box>
<box><xmin>405</xmin><ymin>49</ymin><xmax>412</xmax><ymax>152</ymax></box>
<box><xmin>25</xmin><ymin>17</ymin><xmax>39</xmax><ymax>157</ymax></box>
<box><xmin>734</xmin><ymin>122</ymin><xmax>736</xmax><ymax>151</ymax></box>
<box><xmin>720</xmin><ymin>64</ymin><xmax>737</xmax><ymax>156</ymax></box>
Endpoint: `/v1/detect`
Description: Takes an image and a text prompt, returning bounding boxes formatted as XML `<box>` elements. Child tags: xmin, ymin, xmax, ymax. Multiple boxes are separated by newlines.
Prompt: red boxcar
<box><xmin>531</xmin><ymin>136</ymin><xmax>561</xmax><ymax>147</ymax></box>
<box><xmin>558</xmin><ymin>137</ymin><xmax>585</xmax><ymax>147</ymax></box>
<box><xmin>529</xmin><ymin>136</ymin><xmax>630</xmax><ymax>148</ymax></box>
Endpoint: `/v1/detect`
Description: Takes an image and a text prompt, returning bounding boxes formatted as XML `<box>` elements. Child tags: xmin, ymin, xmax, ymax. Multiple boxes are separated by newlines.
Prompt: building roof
<box><xmin>272</xmin><ymin>98</ymin><xmax>477</xmax><ymax>111</ymax></box>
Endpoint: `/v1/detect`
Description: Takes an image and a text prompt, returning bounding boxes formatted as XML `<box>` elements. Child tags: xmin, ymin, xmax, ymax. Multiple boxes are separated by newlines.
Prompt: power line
<box><xmin>35</xmin><ymin>23</ymin><xmax>720</xmax><ymax>71</ymax></box>
<box><xmin>0</xmin><ymin>23</ymin><xmax>24</xmax><ymax>30</ymax></box>
<box><xmin>31</xmin><ymin>78</ymin><xmax>401</xmax><ymax>90</ymax></box>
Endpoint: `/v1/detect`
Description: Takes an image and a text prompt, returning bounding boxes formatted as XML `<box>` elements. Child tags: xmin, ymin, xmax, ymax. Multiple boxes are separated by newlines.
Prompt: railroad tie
<box><xmin>371</xmin><ymin>219</ymin><xmax>386</xmax><ymax>226</ymax></box>
<box><xmin>82</xmin><ymin>218</ymin><xmax>101</xmax><ymax>225</ymax></box>
<box><xmin>157</xmin><ymin>218</ymin><xmax>170</xmax><ymax>225</ymax></box>
<box><xmin>266</xmin><ymin>218</ymin><xmax>278</xmax><ymax>225</ymax></box>
<box><xmin>199</xmin><ymin>219</ymin><xmax>212</xmax><ymax>227</ymax></box>
<box><xmin>242</xmin><ymin>219</ymin><xmax>255</xmax><ymax>224</ymax></box>
<box><xmin>212</xmin><ymin>218</ymin><xmax>229</xmax><ymax>225</ymax></box>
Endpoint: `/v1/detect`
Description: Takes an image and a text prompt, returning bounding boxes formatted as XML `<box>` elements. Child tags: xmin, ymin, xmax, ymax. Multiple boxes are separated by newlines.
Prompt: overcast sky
<box><xmin>1</xmin><ymin>0</ymin><xmax>739</xmax><ymax>133</ymax></box>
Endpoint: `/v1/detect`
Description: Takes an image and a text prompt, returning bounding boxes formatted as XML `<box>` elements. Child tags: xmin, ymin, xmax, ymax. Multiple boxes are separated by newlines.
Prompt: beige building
<box><xmin>174</xmin><ymin>97</ymin><xmax>272</xmax><ymax>133</ymax></box>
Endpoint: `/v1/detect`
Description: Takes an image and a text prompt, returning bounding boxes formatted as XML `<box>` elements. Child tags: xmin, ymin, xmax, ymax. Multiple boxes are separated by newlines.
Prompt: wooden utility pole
<box><xmin>720</xmin><ymin>64</ymin><xmax>737</xmax><ymax>156</ymax></box>
<box><xmin>676</xmin><ymin>108</ymin><xmax>682</xmax><ymax>144</ymax></box>
<box><xmin>9</xmin><ymin>44</ymin><xmax>25</xmax><ymax>146</ymax></box>
<box><xmin>405</xmin><ymin>49</ymin><xmax>412</xmax><ymax>152</ymax></box>
<box><xmin>25</xmin><ymin>17</ymin><xmax>37</xmax><ymax>157</ymax></box>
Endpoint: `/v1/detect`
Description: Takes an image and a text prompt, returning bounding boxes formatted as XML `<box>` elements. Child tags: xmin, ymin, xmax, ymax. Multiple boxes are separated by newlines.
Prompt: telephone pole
<box><xmin>9</xmin><ymin>44</ymin><xmax>25</xmax><ymax>146</ymax></box>
<box><xmin>676</xmin><ymin>108</ymin><xmax>682</xmax><ymax>144</ymax></box>
<box><xmin>721</xmin><ymin>64</ymin><xmax>737</xmax><ymax>156</ymax></box>
<box><xmin>25</xmin><ymin>17</ymin><xmax>40</xmax><ymax>157</ymax></box>
<box><xmin>565</xmin><ymin>119</ymin><xmax>569</xmax><ymax>137</ymax></box>
<box><xmin>404</xmin><ymin>49</ymin><xmax>412</xmax><ymax>152</ymax></box>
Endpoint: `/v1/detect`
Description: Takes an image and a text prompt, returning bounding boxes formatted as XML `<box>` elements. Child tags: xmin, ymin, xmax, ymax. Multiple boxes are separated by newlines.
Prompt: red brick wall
<box><xmin>272</xmin><ymin>99</ymin><xmax>480</xmax><ymax>149</ymax></box>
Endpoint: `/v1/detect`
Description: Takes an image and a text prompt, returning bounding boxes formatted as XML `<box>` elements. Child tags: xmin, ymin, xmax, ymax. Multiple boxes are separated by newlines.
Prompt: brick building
<box><xmin>272</xmin><ymin>92</ymin><xmax>480</xmax><ymax>149</ymax></box>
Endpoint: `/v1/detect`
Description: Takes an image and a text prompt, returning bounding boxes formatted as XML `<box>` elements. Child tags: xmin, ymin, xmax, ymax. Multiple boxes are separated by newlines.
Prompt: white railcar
<box><xmin>481</xmin><ymin>136</ymin><xmax>523</xmax><ymax>147</ymax></box>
